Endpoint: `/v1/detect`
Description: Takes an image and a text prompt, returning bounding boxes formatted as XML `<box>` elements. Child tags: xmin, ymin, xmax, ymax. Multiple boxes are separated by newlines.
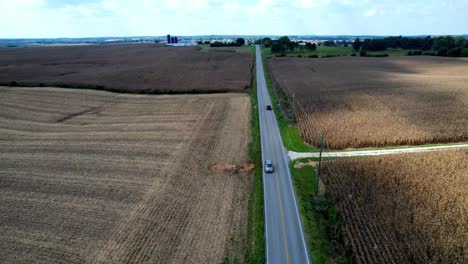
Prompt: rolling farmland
<box><xmin>267</xmin><ymin>56</ymin><xmax>468</xmax><ymax>149</ymax></box>
<box><xmin>0</xmin><ymin>44</ymin><xmax>253</xmax><ymax>92</ymax></box>
<box><xmin>322</xmin><ymin>150</ymin><xmax>467</xmax><ymax>263</ymax></box>
<box><xmin>0</xmin><ymin>87</ymin><xmax>252</xmax><ymax>263</ymax></box>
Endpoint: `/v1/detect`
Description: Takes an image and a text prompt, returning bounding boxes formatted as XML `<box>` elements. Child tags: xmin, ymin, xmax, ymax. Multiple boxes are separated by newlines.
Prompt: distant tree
<box><xmin>432</xmin><ymin>36</ymin><xmax>456</xmax><ymax>50</ymax></box>
<box><xmin>263</xmin><ymin>37</ymin><xmax>272</xmax><ymax>47</ymax></box>
<box><xmin>370</xmin><ymin>39</ymin><xmax>387</xmax><ymax>51</ymax></box>
<box><xmin>323</xmin><ymin>40</ymin><xmax>335</xmax><ymax>46</ymax></box>
<box><xmin>270</xmin><ymin>36</ymin><xmax>296</xmax><ymax>53</ymax></box>
<box><xmin>277</xmin><ymin>36</ymin><xmax>291</xmax><ymax>47</ymax></box>
<box><xmin>271</xmin><ymin>42</ymin><xmax>286</xmax><ymax>53</ymax></box>
<box><xmin>437</xmin><ymin>47</ymin><xmax>448</xmax><ymax>56</ymax></box>
<box><xmin>361</xmin><ymin>39</ymin><xmax>372</xmax><ymax>51</ymax></box>
<box><xmin>454</xmin><ymin>36</ymin><xmax>466</xmax><ymax>48</ymax></box>
<box><xmin>447</xmin><ymin>47</ymin><xmax>461</xmax><ymax>57</ymax></box>
<box><xmin>236</xmin><ymin>38</ymin><xmax>245</xmax><ymax>46</ymax></box>
<box><xmin>305</xmin><ymin>42</ymin><xmax>317</xmax><ymax>51</ymax></box>
<box><xmin>352</xmin><ymin>38</ymin><xmax>361</xmax><ymax>50</ymax></box>
<box><xmin>211</xmin><ymin>41</ymin><xmax>222</xmax><ymax>47</ymax></box>
<box><xmin>210</xmin><ymin>41</ymin><xmax>238</xmax><ymax>47</ymax></box>
<box><xmin>421</xmin><ymin>36</ymin><xmax>433</xmax><ymax>51</ymax></box>
<box><xmin>311</xmin><ymin>43</ymin><xmax>317</xmax><ymax>50</ymax></box>
<box><xmin>461</xmin><ymin>48</ymin><xmax>468</xmax><ymax>57</ymax></box>
<box><xmin>288</xmin><ymin>41</ymin><xmax>299</xmax><ymax>51</ymax></box>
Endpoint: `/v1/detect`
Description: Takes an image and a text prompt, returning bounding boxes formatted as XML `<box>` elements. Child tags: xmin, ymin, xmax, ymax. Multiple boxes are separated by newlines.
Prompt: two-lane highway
<box><xmin>256</xmin><ymin>45</ymin><xmax>311</xmax><ymax>264</ymax></box>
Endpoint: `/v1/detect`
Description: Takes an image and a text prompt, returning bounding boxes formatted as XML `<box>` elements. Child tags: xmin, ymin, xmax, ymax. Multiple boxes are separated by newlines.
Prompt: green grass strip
<box><xmin>260</xmin><ymin>47</ymin><xmax>319</xmax><ymax>152</ymax></box>
<box><xmin>290</xmin><ymin>158</ymin><xmax>350</xmax><ymax>264</ymax></box>
<box><xmin>243</xmin><ymin>51</ymin><xmax>265</xmax><ymax>264</ymax></box>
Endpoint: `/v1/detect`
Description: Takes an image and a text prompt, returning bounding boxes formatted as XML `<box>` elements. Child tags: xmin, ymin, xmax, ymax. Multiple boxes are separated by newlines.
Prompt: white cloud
<box><xmin>0</xmin><ymin>0</ymin><xmax>466</xmax><ymax>37</ymax></box>
<box><xmin>363</xmin><ymin>9</ymin><xmax>377</xmax><ymax>17</ymax></box>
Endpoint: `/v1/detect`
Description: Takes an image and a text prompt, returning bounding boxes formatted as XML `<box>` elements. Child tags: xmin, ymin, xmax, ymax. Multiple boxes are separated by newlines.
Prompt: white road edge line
<box><xmin>272</xmin><ymin>111</ymin><xmax>312</xmax><ymax>264</ymax></box>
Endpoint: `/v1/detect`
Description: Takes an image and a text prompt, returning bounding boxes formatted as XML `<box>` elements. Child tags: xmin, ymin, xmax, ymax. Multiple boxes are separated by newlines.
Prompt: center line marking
<box><xmin>265</xmin><ymin>108</ymin><xmax>291</xmax><ymax>264</ymax></box>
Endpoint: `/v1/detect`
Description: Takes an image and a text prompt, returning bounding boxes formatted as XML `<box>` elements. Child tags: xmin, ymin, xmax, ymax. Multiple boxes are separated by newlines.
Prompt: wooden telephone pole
<box><xmin>316</xmin><ymin>132</ymin><xmax>323</xmax><ymax>196</ymax></box>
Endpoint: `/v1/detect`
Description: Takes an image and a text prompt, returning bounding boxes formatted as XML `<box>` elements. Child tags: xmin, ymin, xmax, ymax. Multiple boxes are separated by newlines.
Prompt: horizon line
<box><xmin>1</xmin><ymin>34</ymin><xmax>468</xmax><ymax>40</ymax></box>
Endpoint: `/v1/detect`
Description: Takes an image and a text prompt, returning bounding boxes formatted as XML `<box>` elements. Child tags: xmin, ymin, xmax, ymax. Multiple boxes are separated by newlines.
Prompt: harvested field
<box><xmin>0</xmin><ymin>44</ymin><xmax>253</xmax><ymax>92</ymax></box>
<box><xmin>267</xmin><ymin>56</ymin><xmax>468</xmax><ymax>149</ymax></box>
<box><xmin>322</xmin><ymin>150</ymin><xmax>468</xmax><ymax>263</ymax></box>
<box><xmin>0</xmin><ymin>87</ymin><xmax>252</xmax><ymax>263</ymax></box>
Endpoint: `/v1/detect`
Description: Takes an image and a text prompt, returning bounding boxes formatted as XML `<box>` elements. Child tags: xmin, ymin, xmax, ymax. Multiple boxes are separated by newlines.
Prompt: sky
<box><xmin>1</xmin><ymin>0</ymin><xmax>467</xmax><ymax>38</ymax></box>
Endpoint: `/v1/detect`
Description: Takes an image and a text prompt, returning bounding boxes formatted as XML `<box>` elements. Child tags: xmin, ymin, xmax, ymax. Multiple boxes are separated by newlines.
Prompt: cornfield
<box><xmin>322</xmin><ymin>150</ymin><xmax>468</xmax><ymax>263</ymax></box>
<box><xmin>267</xmin><ymin>56</ymin><xmax>468</xmax><ymax>149</ymax></box>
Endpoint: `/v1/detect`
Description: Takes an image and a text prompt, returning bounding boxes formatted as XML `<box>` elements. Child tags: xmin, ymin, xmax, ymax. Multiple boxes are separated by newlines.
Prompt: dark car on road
<box><xmin>266</xmin><ymin>105</ymin><xmax>272</xmax><ymax>110</ymax></box>
<box><xmin>264</xmin><ymin>159</ymin><xmax>274</xmax><ymax>173</ymax></box>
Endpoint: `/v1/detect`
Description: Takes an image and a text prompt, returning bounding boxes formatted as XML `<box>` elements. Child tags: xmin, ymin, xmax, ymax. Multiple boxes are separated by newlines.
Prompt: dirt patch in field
<box><xmin>0</xmin><ymin>44</ymin><xmax>253</xmax><ymax>92</ymax></box>
<box><xmin>210</xmin><ymin>164</ymin><xmax>238</xmax><ymax>173</ymax></box>
<box><xmin>0</xmin><ymin>86</ymin><xmax>251</xmax><ymax>264</ymax></box>
<box><xmin>294</xmin><ymin>160</ymin><xmax>317</xmax><ymax>168</ymax></box>
<box><xmin>240</xmin><ymin>162</ymin><xmax>255</xmax><ymax>172</ymax></box>
<box><xmin>210</xmin><ymin>162</ymin><xmax>255</xmax><ymax>173</ymax></box>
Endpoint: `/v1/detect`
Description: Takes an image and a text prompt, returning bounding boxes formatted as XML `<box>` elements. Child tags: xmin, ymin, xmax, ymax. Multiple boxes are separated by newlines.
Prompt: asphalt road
<box><xmin>256</xmin><ymin>45</ymin><xmax>311</xmax><ymax>264</ymax></box>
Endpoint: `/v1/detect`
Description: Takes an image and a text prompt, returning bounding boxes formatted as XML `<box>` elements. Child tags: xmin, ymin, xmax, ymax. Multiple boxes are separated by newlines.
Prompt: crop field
<box><xmin>267</xmin><ymin>56</ymin><xmax>468</xmax><ymax>149</ymax></box>
<box><xmin>0</xmin><ymin>87</ymin><xmax>252</xmax><ymax>263</ymax></box>
<box><xmin>0</xmin><ymin>44</ymin><xmax>253</xmax><ymax>92</ymax></box>
<box><xmin>321</xmin><ymin>150</ymin><xmax>467</xmax><ymax>263</ymax></box>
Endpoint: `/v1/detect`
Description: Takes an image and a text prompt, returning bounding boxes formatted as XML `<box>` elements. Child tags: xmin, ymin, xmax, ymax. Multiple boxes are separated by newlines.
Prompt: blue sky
<box><xmin>1</xmin><ymin>0</ymin><xmax>467</xmax><ymax>38</ymax></box>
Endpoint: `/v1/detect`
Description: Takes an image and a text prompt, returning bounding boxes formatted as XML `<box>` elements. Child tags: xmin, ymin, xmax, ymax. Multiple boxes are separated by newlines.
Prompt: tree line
<box><xmin>353</xmin><ymin>36</ymin><xmax>468</xmax><ymax>57</ymax></box>
<box><xmin>204</xmin><ymin>38</ymin><xmax>245</xmax><ymax>47</ymax></box>
<box><xmin>256</xmin><ymin>37</ymin><xmax>317</xmax><ymax>53</ymax></box>
<box><xmin>256</xmin><ymin>35</ymin><xmax>468</xmax><ymax>57</ymax></box>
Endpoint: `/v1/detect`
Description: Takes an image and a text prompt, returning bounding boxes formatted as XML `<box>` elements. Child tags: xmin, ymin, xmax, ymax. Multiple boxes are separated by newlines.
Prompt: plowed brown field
<box><xmin>0</xmin><ymin>44</ymin><xmax>253</xmax><ymax>92</ymax></box>
<box><xmin>0</xmin><ymin>87</ymin><xmax>251</xmax><ymax>263</ymax></box>
<box><xmin>268</xmin><ymin>56</ymin><xmax>468</xmax><ymax>149</ymax></box>
<box><xmin>322</xmin><ymin>149</ymin><xmax>468</xmax><ymax>263</ymax></box>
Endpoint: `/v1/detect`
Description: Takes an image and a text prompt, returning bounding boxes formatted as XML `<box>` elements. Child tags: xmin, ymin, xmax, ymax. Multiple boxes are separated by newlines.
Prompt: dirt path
<box><xmin>289</xmin><ymin>144</ymin><xmax>468</xmax><ymax>160</ymax></box>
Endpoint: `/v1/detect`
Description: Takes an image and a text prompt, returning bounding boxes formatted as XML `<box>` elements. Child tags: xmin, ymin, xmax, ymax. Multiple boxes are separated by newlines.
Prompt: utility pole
<box><xmin>316</xmin><ymin>131</ymin><xmax>323</xmax><ymax>196</ymax></box>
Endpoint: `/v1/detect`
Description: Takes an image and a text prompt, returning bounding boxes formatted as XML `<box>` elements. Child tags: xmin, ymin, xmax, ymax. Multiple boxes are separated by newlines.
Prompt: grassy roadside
<box><xmin>260</xmin><ymin>47</ymin><xmax>319</xmax><ymax>153</ymax></box>
<box><xmin>224</xmin><ymin>48</ymin><xmax>264</xmax><ymax>264</ymax></box>
<box><xmin>290</xmin><ymin>158</ymin><xmax>351</xmax><ymax>264</ymax></box>
<box><xmin>243</xmin><ymin>53</ymin><xmax>265</xmax><ymax>264</ymax></box>
<box><xmin>261</xmin><ymin>46</ymin><xmax>466</xmax><ymax>154</ymax></box>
